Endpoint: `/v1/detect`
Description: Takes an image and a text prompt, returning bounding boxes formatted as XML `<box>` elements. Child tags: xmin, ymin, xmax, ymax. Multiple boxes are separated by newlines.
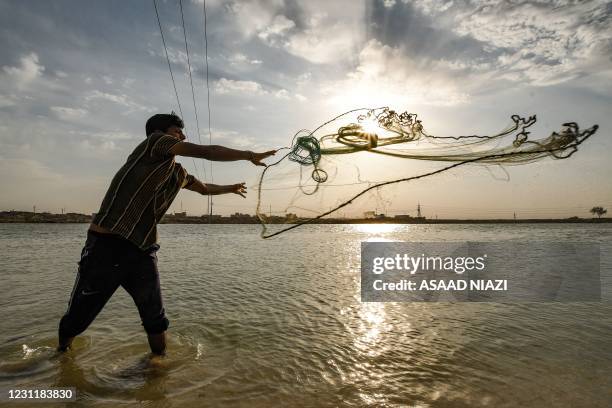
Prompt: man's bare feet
<box><xmin>147</xmin><ymin>353</ymin><xmax>169</xmax><ymax>369</ymax></box>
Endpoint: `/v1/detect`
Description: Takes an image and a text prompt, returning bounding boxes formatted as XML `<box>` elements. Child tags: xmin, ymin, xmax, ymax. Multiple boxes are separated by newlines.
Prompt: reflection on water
<box><xmin>0</xmin><ymin>223</ymin><xmax>611</xmax><ymax>407</ymax></box>
<box><xmin>353</xmin><ymin>223</ymin><xmax>402</xmax><ymax>235</ymax></box>
<box><xmin>354</xmin><ymin>301</ymin><xmax>388</xmax><ymax>356</ymax></box>
<box><xmin>353</xmin><ymin>302</ymin><xmax>391</xmax><ymax>406</ymax></box>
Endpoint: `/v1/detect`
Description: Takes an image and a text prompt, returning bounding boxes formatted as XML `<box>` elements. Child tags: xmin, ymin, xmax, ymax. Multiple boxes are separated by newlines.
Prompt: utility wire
<box><xmin>153</xmin><ymin>0</ymin><xmax>200</xmax><ymax>181</ymax></box>
<box><xmin>202</xmin><ymin>0</ymin><xmax>214</xmax><ymax>222</ymax></box>
<box><xmin>179</xmin><ymin>0</ymin><xmax>206</xmax><ymax>184</ymax></box>
<box><xmin>153</xmin><ymin>0</ymin><xmax>184</xmax><ymax>119</ymax></box>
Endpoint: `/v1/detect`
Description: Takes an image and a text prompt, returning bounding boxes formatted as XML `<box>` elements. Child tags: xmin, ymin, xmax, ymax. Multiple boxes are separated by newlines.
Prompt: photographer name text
<box><xmin>371</xmin><ymin>253</ymin><xmax>508</xmax><ymax>292</ymax></box>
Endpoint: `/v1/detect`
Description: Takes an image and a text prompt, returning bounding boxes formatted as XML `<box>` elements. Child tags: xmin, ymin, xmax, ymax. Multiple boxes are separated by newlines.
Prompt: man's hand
<box><xmin>249</xmin><ymin>150</ymin><xmax>277</xmax><ymax>166</ymax></box>
<box><xmin>184</xmin><ymin>179</ymin><xmax>248</xmax><ymax>198</ymax></box>
<box><xmin>170</xmin><ymin>142</ymin><xmax>278</xmax><ymax>165</ymax></box>
<box><xmin>230</xmin><ymin>182</ymin><xmax>247</xmax><ymax>198</ymax></box>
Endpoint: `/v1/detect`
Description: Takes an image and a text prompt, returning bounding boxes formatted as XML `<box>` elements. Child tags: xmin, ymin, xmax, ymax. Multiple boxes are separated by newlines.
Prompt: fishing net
<box><xmin>256</xmin><ymin>107</ymin><xmax>598</xmax><ymax>238</ymax></box>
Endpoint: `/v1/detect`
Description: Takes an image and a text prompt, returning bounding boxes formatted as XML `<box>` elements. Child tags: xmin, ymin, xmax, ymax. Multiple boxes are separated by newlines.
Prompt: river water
<box><xmin>1</xmin><ymin>223</ymin><xmax>611</xmax><ymax>407</ymax></box>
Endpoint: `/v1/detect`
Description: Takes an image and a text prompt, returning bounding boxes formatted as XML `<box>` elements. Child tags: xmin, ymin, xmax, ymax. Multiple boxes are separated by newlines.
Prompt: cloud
<box><xmin>411</xmin><ymin>0</ymin><xmax>612</xmax><ymax>86</ymax></box>
<box><xmin>285</xmin><ymin>23</ymin><xmax>358</xmax><ymax>64</ymax></box>
<box><xmin>165</xmin><ymin>48</ymin><xmax>190</xmax><ymax>70</ymax></box>
<box><xmin>411</xmin><ymin>0</ymin><xmax>454</xmax><ymax>15</ymax></box>
<box><xmin>0</xmin><ymin>94</ymin><xmax>17</xmax><ymax>108</ymax></box>
<box><xmin>148</xmin><ymin>45</ymin><xmax>192</xmax><ymax>72</ymax></box>
<box><xmin>225</xmin><ymin>1</ymin><xmax>282</xmax><ymax>38</ymax></box>
<box><xmin>296</xmin><ymin>72</ymin><xmax>311</xmax><ymax>85</ymax></box>
<box><xmin>228</xmin><ymin>53</ymin><xmax>263</xmax><ymax>66</ymax></box>
<box><xmin>71</xmin><ymin>130</ymin><xmax>135</xmax><ymax>141</ymax></box>
<box><xmin>50</xmin><ymin>106</ymin><xmax>88</xmax><ymax>121</ymax></box>
<box><xmin>214</xmin><ymin>77</ymin><xmax>306</xmax><ymax>102</ymax></box>
<box><xmin>258</xmin><ymin>15</ymin><xmax>295</xmax><ymax>44</ymax></box>
<box><xmin>190</xmin><ymin>0</ymin><xmax>224</xmax><ymax>6</ymax></box>
<box><xmin>215</xmin><ymin>78</ymin><xmax>266</xmax><ymax>94</ymax></box>
<box><xmin>2</xmin><ymin>52</ymin><xmax>45</xmax><ymax>88</ymax></box>
<box><xmin>273</xmin><ymin>89</ymin><xmax>290</xmax><ymax>99</ymax></box>
<box><xmin>208</xmin><ymin>128</ymin><xmax>258</xmax><ymax>149</ymax></box>
<box><xmin>78</xmin><ymin>139</ymin><xmax>118</xmax><ymax>153</ymax></box>
<box><xmin>227</xmin><ymin>1</ymin><xmax>365</xmax><ymax>64</ymax></box>
<box><xmin>321</xmin><ymin>39</ymin><xmax>470</xmax><ymax>108</ymax></box>
<box><xmin>85</xmin><ymin>90</ymin><xmax>152</xmax><ymax>113</ymax></box>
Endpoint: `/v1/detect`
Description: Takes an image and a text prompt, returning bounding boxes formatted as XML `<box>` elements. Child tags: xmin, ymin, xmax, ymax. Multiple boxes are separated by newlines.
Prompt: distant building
<box><xmin>364</xmin><ymin>211</ymin><xmax>376</xmax><ymax>219</ymax></box>
<box><xmin>174</xmin><ymin>211</ymin><xmax>187</xmax><ymax>217</ymax></box>
<box><xmin>228</xmin><ymin>212</ymin><xmax>257</xmax><ymax>223</ymax></box>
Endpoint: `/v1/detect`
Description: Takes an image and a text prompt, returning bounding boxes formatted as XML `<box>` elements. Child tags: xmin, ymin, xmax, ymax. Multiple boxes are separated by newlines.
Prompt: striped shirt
<box><xmin>92</xmin><ymin>131</ymin><xmax>193</xmax><ymax>250</ymax></box>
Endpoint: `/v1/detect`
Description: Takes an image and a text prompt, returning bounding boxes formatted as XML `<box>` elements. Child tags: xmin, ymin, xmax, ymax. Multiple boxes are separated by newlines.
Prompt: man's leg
<box><xmin>58</xmin><ymin>252</ymin><xmax>120</xmax><ymax>351</ymax></box>
<box><xmin>58</xmin><ymin>336</ymin><xmax>74</xmax><ymax>352</ymax></box>
<box><xmin>147</xmin><ymin>332</ymin><xmax>167</xmax><ymax>356</ymax></box>
<box><xmin>122</xmin><ymin>250</ymin><xmax>169</xmax><ymax>356</ymax></box>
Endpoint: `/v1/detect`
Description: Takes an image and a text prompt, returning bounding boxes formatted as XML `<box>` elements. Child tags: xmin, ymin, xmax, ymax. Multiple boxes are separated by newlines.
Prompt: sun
<box><xmin>361</xmin><ymin>118</ymin><xmax>381</xmax><ymax>136</ymax></box>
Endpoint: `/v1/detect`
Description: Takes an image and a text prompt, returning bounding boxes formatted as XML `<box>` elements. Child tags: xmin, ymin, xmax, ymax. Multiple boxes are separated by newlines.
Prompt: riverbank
<box><xmin>1</xmin><ymin>210</ymin><xmax>610</xmax><ymax>224</ymax></box>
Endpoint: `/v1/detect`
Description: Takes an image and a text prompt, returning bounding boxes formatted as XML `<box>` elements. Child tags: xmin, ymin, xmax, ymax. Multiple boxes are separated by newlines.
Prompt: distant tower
<box><xmin>514</xmin><ymin>212</ymin><xmax>516</xmax><ymax>220</ymax></box>
<box><xmin>33</xmin><ymin>205</ymin><xmax>36</xmax><ymax>214</ymax></box>
<box><xmin>417</xmin><ymin>203</ymin><xmax>422</xmax><ymax>218</ymax></box>
<box><xmin>207</xmin><ymin>197</ymin><xmax>212</xmax><ymax>224</ymax></box>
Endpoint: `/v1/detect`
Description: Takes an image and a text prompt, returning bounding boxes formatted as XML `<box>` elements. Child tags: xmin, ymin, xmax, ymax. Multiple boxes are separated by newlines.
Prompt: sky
<box><xmin>0</xmin><ymin>0</ymin><xmax>611</xmax><ymax>219</ymax></box>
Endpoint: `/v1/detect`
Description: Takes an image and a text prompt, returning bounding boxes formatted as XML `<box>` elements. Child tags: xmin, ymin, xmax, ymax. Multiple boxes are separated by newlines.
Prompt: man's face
<box><xmin>166</xmin><ymin>126</ymin><xmax>186</xmax><ymax>141</ymax></box>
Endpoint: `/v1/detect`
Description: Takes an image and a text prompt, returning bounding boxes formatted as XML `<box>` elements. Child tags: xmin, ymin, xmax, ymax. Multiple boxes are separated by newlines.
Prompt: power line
<box><xmin>153</xmin><ymin>0</ymin><xmax>200</xmax><ymax>179</ymax></box>
<box><xmin>178</xmin><ymin>0</ymin><xmax>203</xmax><ymax>147</ymax></box>
<box><xmin>152</xmin><ymin>0</ymin><xmax>184</xmax><ymax>119</ymax></box>
<box><xmin>178</xmin><ymin>0</ymin><xmax>206</xmax><ymax>181</ymax></box>
<box><xmin>202</xmin><ymin>0</ymin><xmax>214</xmax><ymax>221</ymax></box>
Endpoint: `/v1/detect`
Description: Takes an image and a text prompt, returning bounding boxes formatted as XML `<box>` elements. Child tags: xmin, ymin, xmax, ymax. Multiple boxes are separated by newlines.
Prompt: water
<box><xmin>1</xmin><ymin>223</ymin><xmax>611</xmax><ymax>407</ymax></box>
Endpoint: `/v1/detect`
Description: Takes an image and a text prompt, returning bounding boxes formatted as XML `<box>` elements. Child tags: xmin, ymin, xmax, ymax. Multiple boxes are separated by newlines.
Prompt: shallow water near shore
<box><xmin>1</xmin><ymin>223</ymin><xmax>611</xmax><ymax>407</ymax></box>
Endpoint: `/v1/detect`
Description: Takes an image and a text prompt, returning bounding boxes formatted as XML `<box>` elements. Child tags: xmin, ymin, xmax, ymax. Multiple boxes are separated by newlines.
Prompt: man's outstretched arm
<box><xmin>184</xmin><ymin>178</ymin><xmax>247</xmax><ymax>197</ymax></box>
<box><xmin>170</xmin><ymin>142</ymin><xmax>276</xmax><ymax>166</ymax></box>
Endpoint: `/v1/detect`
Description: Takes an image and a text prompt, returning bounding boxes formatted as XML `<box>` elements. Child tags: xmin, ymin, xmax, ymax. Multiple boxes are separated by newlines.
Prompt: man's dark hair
<box><xmin>145</xmin><ymin>112</ymin><xmax>184</xmax><ymax>136</ymax></box>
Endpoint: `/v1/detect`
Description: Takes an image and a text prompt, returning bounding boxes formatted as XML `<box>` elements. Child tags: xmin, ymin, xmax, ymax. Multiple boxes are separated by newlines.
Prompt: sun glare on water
<box><xmin>354</xmin><ymin>224</ymin><xmax>401</xmax><ymax>236</ymax></box>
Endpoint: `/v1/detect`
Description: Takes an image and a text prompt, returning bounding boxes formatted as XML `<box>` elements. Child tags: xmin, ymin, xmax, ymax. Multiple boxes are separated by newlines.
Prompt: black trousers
<box><xmin>59</xmin><ymin>230</ymin><xmax>169</xmax><ymax>338</ymax></box>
